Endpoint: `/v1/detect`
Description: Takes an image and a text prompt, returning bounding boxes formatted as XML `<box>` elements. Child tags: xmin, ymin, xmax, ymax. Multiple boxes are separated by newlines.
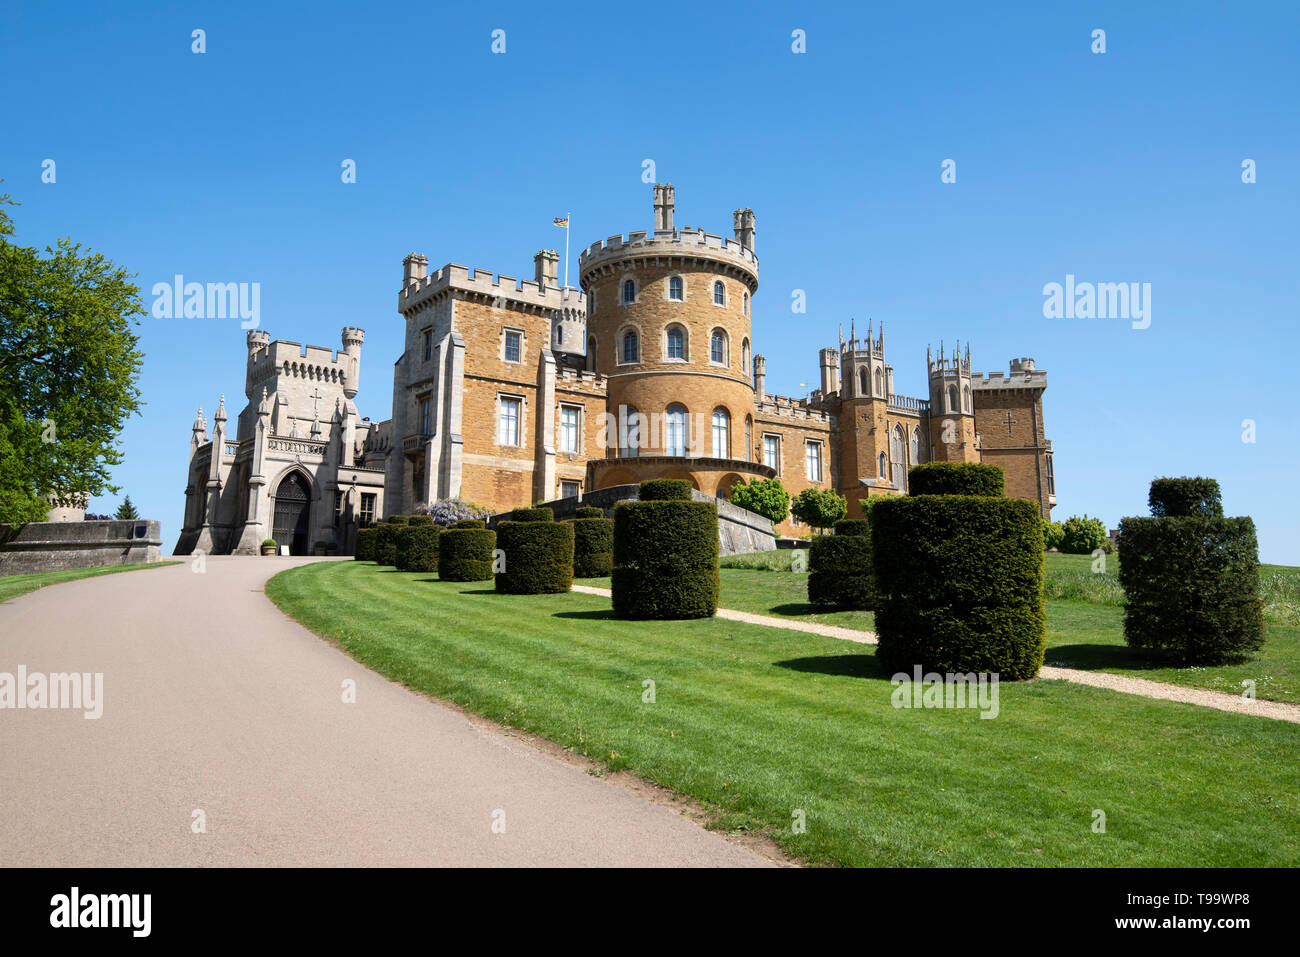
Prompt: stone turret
<box><xmin>402</xmin><ymin>252</ymin><xmax>429</xmax><ymax>286</ymax></box>
<box><xmin>733</xmin><ymin>207</ymin><xmax>756</xmax><ymax>252</ymax></box>
<box><xmin>653</xmin><ymin>183</ymin><xmax>675</xmax><ymax>232</ymax></box>
<box><xmin>534</xmin><ymin>249</ymin><xmax>559</xmax><ymax>289</ymax></box>
<box><xmin>927</xmin><ymin>341</ymin><xmax>978</xmax><ymax>462</ymax></box>
<box><xmin>341</xmin><ymin>326</ymin><xmax>364</xmax><ymax>399</ymax></box>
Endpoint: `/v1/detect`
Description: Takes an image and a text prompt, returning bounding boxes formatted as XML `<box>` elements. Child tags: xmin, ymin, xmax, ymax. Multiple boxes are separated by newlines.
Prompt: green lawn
<box><xmin>0</xmin><ymin>560</ymin><xmax>181</xmax><ymax>603</ymax></box>
<box><xmin>713</xmin><ymin>550</ymin><xmax>1300</xmax><ymax>703</ymax></box>
<box><xmin>267</xmin><ymin>561</ymin><xmax>1300</xmax><ymax>868</ymax></box>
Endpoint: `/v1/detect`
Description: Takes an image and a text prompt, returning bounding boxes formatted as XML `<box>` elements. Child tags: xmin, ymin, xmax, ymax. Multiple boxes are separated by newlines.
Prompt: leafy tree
<box><xmin>790</xmin><ymin>487</ymin><xmax>847</xmax><ymax>533</ymax></box>
<box><xmin>114</xmin><ymin>495</ymin><xmax>139</xmax><ymax>520</ymax></box>
<box><xmin>0</xmin><ymin>189</ymin><xmax>145</xmax><ymax>523</ymax></box>
<box><xmin>1060</xmin><ymin>514</ymin><xmax>1108</xmax><ymax>554</ymax></box>
<box><xmin>728</xmin><ymin>477</ymin><xmax>790</xmax><ymax>524</ymax></box>
<box><xmin>1043</xmin><ymin>519</ymin><xmax>1065</xmax><ymax>550</ymax></box>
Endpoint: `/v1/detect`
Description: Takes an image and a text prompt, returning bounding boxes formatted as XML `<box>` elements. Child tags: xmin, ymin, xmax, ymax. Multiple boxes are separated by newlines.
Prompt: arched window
<box><xmin>668</xmin><ymin>276</ymin><xmax>683</xmax><ymax>301</ymax></box>
<box><xmin>712</xmin><ymin>408</ymin><xmax>730</xmax><ymax>458</ymax></box>
<box><xmin>713</xmin><ymin>281</ymin><xmax>725</xmax><ymax>306</ymax></box>
<box><xmin>622</xmin><ymin>278</ymin><xmax>636</xmax><ymax>304</ymax></box>
<box><xmin>879</xmin><ymin>452</ymin><xmax>888</xmax><ymax>480</ymax></box>
<box><xmin>744</xmin><ymin>415</ymin><xmax>753</xmax><ymax>463</ymax></box>
<box><xmin>947</xmin><ymin>385</ymin><xmax>957</xmax><ymax>412</ymax></box>
<box><xmin>875</xmin><ymin>367</ymin><xmax>885</xmax><ymax>396</ymax></box>
<box><xmin>743</xmin><ymin>292</ymin><xmax>749</xmax><ymax>315</ymax></box>
<box><xmin>666</xmin><ymin>326</ymin><xmax>685</xmax><ymax>360</ymax></box>
<box><xmin>859</xmin><ymin>368</ymin><xmax>868</xmax><ymax>396</ymax></box>
<box><xmin>741</xmin><ymin>338</ymin><xmax>750</xmax><ymax>373</ymax></box>
<box><xmin>710</xmin><ymin>329</ymin><xmax>726</xmax><ymax>364</ymax></box>
<box><xmin>620</xmin><ymin>406</ymin><xmax>641</xmax><ymax>458</ymax></box>
<box><xmin>891</xmin><ymin>424</ymin><xmax>907</xmax><ymax>490</ymax></box>
<box><xmin>666</xmin><ymin>404</ymin><xmax>688</xmax><ymax>456</ymax></box>
<box><xmin>621</xmin><ymin>329</ymin><xmax>639</xmax><ymax>363</ymax></box>
<box><xmin>910</xmin><ymin>427</ymin><xmax>922</xmax><ymax>469</ymax></box>
<box><xmin>963</xmin><ymin>384</ymin><xmax>971</xmax><ymax>412</ymax></box>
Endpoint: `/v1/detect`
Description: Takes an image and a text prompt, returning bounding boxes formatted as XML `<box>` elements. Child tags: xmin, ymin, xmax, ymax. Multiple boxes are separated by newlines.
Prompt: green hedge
<box><xmin>612</xmin><ymin>500</ymin><xmax>719</xmax><ymax>619</ymax></box>
<box><xmin>394</xmin><ymin>525</ymin><xmax>416</xmax><ymax>570</ymax></box>
<box><xmin>408</xmin><ymin>515</ymin><xmax>434</xmax><ymax>526</ymax></box>
<box><xmin>871</xmin><ymin>495</ymin><xmax>1045</xmax><ymax>680</ymax></box>
<box><xmin>354</xmin><ymin>527</ymin><xmax>377</xmax><ymax>561</ymax></box>
<box><xmin>575</xmin><ymin>506</ymin><xmax>605</xmax><ymax>519</ymax></box>
<box><xmin>374</xmin><ymin>522</ymin><xmax>399</xmax><ymax>566</ymax></box>
<box><xmin>387</xmin><ymin>515</ymin><xmax>410</xmax><ymax>526</ymax></box>
<box><xmin>452</xmin><ymin>519</ymin><xmax>486</xmax><ymax>529</ymax></box>
<box><xmin>573</xmin><ymin>517</ymin><xmax>614</xmax><ymax>578</ymax></box>
<box><xmin>638</xmin><ymin>479</ymin><xmax>693</xmax><ymax>501</ymax></box>
<box><xmin>1148</xmin><ymin>477</ymin><xmax>1224</xmax><ymax>518</ymax></box>
<box><xmin>438</xmin><ymin>528</ymin><xmax>496</xmax><ymax>581</ymax></box>
<box><xmin>907</xmin><ymin>462</ymin><xmax>1005</xmax><ymax>497</ymax></box>
<box><xmin>505</xmin><ymin>507</ymin><xmax>553</xmax><ymax>523</ymax></box>
<box><xmin>1118</xmin><ymin>515</ymin><xmax>1263</xmax><ymax>663</ymax></box>
<box><xmin>807</xmin><ymin>530</ymin><xmax>874</xmax><ymax>609</ymax></box>
<box><xmin>495</xmin><ymin>521</ymin><xmax>573</xmax><ymax>594</ymax></box>
<box><xmin>403</xmin><ymin>524</ymin><xmax>441</xmax><ymax>573</ymax></box>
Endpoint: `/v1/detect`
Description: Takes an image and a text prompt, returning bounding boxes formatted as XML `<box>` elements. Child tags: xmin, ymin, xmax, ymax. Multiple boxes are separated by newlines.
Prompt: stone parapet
<box><xmin>0</xmin><ymin>520</ymin><xmax>163</xmax><ymax>574</ymax></box>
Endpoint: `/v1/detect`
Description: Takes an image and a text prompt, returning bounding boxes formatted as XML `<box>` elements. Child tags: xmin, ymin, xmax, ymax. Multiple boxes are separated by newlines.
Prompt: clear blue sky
<box><xmin>3</xmin><ymin>1</ymin><xmax>1297</xmax><ymax>562</ymax></box>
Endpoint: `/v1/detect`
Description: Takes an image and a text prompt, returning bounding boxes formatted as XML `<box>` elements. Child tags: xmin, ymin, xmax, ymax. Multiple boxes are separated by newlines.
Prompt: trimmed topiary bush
<box><xmin>505</xmin><ymin>507</ymin><xmax>553</xmax><ymax>523</ymax></box>
<box><xmin>438</xmin><ymin>527</ymin><xmax>496</xmax><ymax>581</ymax></box>
<box><xmin>872</xmin><ymin>495</ymin><xmax>1046</xmax><ymax>680</ymax></box>
<box><xmin>394</xmin><ymin>525</ymin><xmax>416</xmax><ymax>570</ymax></box>
<box><xmin>908</xmin><ymin>462</ymin><xmax>1005</xmax><ymax>497</ymax></box>
<box><xmin>408</xmin><ymin>515</ymin><xmax>434</xmax><ymax>526</ymax></box>
<box><xmin>404</xmin><ymin>524</ymin><xmax>441</xmax><ymax>573</ymax></box>
<box><xmin>575</xmin><ymin>506</ymin><xmax>605</xmax><ymax>519</ymax></box>
<box><xmin>638</xmin><ymin>479</ymin><xmax>692</xmax><ymax>502</ymax></box>
<box><xmin>354</xmin><ymin>527</ymin><xmax>377</xmax><ymax>561</ymax></box>
<box><xmin>612</xmin><ymin>493</ymin><xmax>719</xmax><ymax>620</ymax></box>
<box><xmin>374</xmin><ymin>522</ymin><xmax>399</xmax><ymax>566</ymax></box>
<box><xmin>387</xmin><ymin>515</ymin><xmax>410</xmax><ymax>526</ymax></box>
<box><xmin>1148</xmin><ymin>477</ymin><xmax>1224</xmax><ymax>518</ymax></box>
<box><xmin>572</xmin><ymin>517</ymin><xmax>614</xmax><ymax>578</ymax></box>
<box><xmin>495</xmin><ymin>520</ymin><xmax>573</xmax><ymax>594</ymax></box>
<box><xmin>807</xmin><ymin>519</ymin><xmax>874</xmax><ymax>609</ymax></box>
<box><xmin>452</xmin><ymin>518</ymin><xmax>485</xmax><ymax>529</ymax></box>
<box><xmin>1118</xmin><ymin>479</ymin><xmax>1263</xmax><ymax>664</ymax></box>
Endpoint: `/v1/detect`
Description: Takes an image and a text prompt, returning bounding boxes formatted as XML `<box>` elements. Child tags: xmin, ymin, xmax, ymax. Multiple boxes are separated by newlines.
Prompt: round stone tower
<box><xmin>579</xmin><ymin>185</ymin><xmax>771</xmax><ymax>496</ymax></box>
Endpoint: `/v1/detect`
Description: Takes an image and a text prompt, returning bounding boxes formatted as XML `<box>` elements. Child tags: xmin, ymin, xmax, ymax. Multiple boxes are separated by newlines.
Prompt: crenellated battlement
<box><xmin>555</xmin><ymin>366</ymin><xmax>608</xmax><ymax>392</ymax></box>
<box><xmin>578</xmin><ymin>227</ymin><xmax>759</xmax><ymax>288</ymax></box>
<box><xmin>975</xmin><ymin>358</ymin><xmax>1047</xmax><ymax>390</ymax></box>
<box><xmin>928</xmin><ymin>341</ymin><xmax>971</xmax><ymax>377</ymax></box>
<box><xmin>245</xmin><ymin>337</ymin><xmax>356</xmax><ymax>395</ymax></box>
<box><xmin>756</xmin><ymin>393</ymin><xmax>832</xmax><ymax>424</ymax></box>
<box><xmin>399</xmin><ymin>261</ymin><xmax>587</xmax><ymax>316</ymax></box>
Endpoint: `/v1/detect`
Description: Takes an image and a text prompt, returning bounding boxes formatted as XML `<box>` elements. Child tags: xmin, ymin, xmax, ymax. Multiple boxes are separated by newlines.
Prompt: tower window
<box><xmin>622</xmin><ymin>278</ymin><xmax>636</xmax><ymax>304</ymax></box>
<box><xmin>763</xmin><ymin>434</ymin><xmax>780</xmax><ymax>470</ymax></box>
<box><xmin>743</xmin><ymin>292</ymin><xmax>749</xmax><ymax>315</ymax></box>
<box><xmin>555</xmin><ymin>325</ymin><xmax>563</xmax><ymax>347</ymax></box>
<box><xmin>741</xmin><ymin>338</ymin><xmax>750</xmax><ymax>373</ymax></box>
<box><xmin>418</xmin><ymin>395</ymin><xmax>432</xmax><ymax>435</ymax></box>
<box><xmin>711</xmin><ymin>408</ymin><xmax>730</xmax><ymax>458</ymax></box>
<box><xmin>668</xmin><ymin>276</ymin><xmax>683</xmax><ymax>301</ymax></box>
<box><xmin>621</xmin><ymin>330</ymin><xmax>639</xmax><ymax>363</ymax></box>
<box><xmin>805</xmin><ymin>441</ymin><xmax>823</xmax><ymax>482</ymax></box>
<box><xmin>667</xmin><ymin>326</ymin><xmax>684</xmax><ymax>360</ymax></box>
<box><xmin>710</xmin><ymin>330</ymin><xmax>726</xmax><ymax>364</ymax></box>
<box><xmin>498</xmin><ymin>395</ymin><xmax>522</xmax><ymax>446</ymax></box>
<box><xmin>422</xmin><ymin>329</ymin><xmax>432</xmax><ymax>362</ymax></box>
<box><xmin>859</xmin><ymin>368</ymin><xmax>868</xmax><ymax>396</ymax></box>
<box><xmin>948</xmin><ymin>385</ymin><xmax>958</xmax><ymax>412</ymax></box>
<box><xmin>504</xmin><ymin>330</ymin><xmax>522</xmax><ymax>363</ymax></box>
<box><xmin>713</xmin><ymin>281</ymin><xmax>725</xmax><ymax>306</ymax></box>
<box><xmin>559</xmin><ymin>405</ymin><xmax>580</xmax><ymax>453</ymax></box>
<box><xmin>879</xmin><ymin>452</ymin><xmax>887</xmax><ymax>479</ymax></box>
<box><xmin>666</xmin><ymin>404</ymin><xmax>688</xmax><ymax>456</ymax></box>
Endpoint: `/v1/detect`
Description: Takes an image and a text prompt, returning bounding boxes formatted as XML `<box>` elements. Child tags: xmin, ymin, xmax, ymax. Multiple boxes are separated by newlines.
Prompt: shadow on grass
<box><xmin>554</xmin><ymin>609</ymin><xmax>618</xmax><ymax>621</ymax></box>
<box><xmin>774</xmin><ymin>654</ymin><xmax>886</xmax><ymax>680</ymax></box>
<box><xmin>1045</xmin><ymin>643</ymin><xmax>1172</xmax><ymax>671</ymax></box>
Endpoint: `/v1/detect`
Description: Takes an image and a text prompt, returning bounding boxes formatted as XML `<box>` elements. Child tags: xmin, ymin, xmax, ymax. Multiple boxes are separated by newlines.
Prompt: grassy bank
<box><xmin>267</xmin><ymin>560</ymin><xmax>1300</xmax><ymax>867</ymax></box>
<box><xmin>0</xmin><ymin>561</ymin><xmax>181</xmax><ymax>603</ymax></box>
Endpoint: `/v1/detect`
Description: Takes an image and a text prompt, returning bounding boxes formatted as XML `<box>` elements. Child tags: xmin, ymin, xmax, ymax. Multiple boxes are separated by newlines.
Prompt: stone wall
<box><xmin>0</xmin><ymin>520</ymin><xmax>163</xmax><ymax>575</ymax></box>
<box><xmin>490</xmin><ymin>484</ymin><xmax>775</xmax><ymax>556</ymax></box>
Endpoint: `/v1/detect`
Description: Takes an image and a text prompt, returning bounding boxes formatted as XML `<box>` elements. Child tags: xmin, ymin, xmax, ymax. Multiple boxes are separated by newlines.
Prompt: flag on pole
<box><xmin>552</xmin><ymin>216</ymin><xmax>569</xmax><ymax>227</ymax></box>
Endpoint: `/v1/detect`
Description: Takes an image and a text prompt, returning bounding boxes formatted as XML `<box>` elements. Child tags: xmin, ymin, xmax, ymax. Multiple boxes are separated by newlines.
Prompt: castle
<box><xmin>174</xmin><ymin>184</ymin><xmax>1054</xmax><ymax>554</ymax></box>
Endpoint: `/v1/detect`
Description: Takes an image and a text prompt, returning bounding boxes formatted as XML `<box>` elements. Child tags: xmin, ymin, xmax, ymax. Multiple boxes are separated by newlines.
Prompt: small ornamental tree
<box><xmin>438</xmin><ymin>527</ymin><xmax>496</xmax><ymax>581</ymax></box>
<box><xmin>728</xmin><ymin>478</ymin><xmax>790</xmax><ymax>525</ymax></box>
<box><xmin>1059</xmin><ymin>515</ymin><xmax>1108</xmax><ymax>554</ymax></box>
<box><xmin>807</xmin><ymin>519</ymin><xmax>874</xmax><ymax>609</ymax></box>
<box><xmin>1118</xmin><ymin>478</ymin><xmax>1263</xmax><ymax>664</ymax></box>
<box><xmin>495</xmin><ymin>520</ymin><xmax>573</xmax><ymax>594</ymax></box>
<box><xmin>1042</xmin><ymin>519</ymin><xmax>1064</xmax><ymax>551</ymax></box>
<box><xmin>114</xmin><ymin>496</ymin><xmax>139</xmax><ymax>520</ymax></box>
<box><xmin>612</xmin><ymin>480</ymin><xmax>719</xmax><ymax>619</ymax></box>
<box><xmin>790</xmin><ymin>487</ymin><xmax>847</xmax><ymax>533</ymax></box>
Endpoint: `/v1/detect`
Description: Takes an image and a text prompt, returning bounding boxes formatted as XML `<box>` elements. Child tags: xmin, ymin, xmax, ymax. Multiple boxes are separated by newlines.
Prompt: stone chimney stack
<box><xmin>653</xmin><ymin>183</ymin><xmax>675</xmax><ymax>232</ymax></box>
<box><xmin>753</xmin><ymin>354</ymin><xmax>766</xmax><ymax>401</ymax></box>
<box><xmin>402</xmin><ymin>252</ymin><xmax>428</xmax><ymax>286</ymax></box>
<box><xmin>534</xmin><ymin>249</ymin><xmax>559</xmax><ymax>289</ymax></box>
<box><xmin>733</xmin><ymin>208</ymin><xmax>756</xmax><ymax>252</ymax></box>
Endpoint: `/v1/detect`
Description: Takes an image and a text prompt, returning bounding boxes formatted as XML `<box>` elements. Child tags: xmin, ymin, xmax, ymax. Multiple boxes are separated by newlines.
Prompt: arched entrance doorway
<box><xmin>273</xmin><ymin>472</ymin><xmax>311</xmax><ymax>555</ymax></box>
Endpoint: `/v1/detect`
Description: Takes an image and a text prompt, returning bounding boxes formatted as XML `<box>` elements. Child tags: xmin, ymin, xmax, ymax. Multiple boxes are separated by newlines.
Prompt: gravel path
<box><xmin>571</xmin><ymin>584</ymin><xmax>1300</xmax><ymax>724</ymax></box>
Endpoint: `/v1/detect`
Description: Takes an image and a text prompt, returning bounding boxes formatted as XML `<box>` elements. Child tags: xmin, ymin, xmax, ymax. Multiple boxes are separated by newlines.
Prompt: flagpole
<box><xmin>564</xmin><ymin>211</ymin><xmax>570</xmax><ymax>289</ymax></box>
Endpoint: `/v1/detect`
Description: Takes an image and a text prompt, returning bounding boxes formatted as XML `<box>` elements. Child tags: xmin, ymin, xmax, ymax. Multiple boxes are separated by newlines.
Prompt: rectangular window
<box><xmin>763</xmin><ymin>435</ymin><xmax>780</xmax><ymax>471</ymax></box>
<box><xmin>560</xmin><ymin>480</ymin><xmax>580</xmax><ymax>499</ymax></box>
<box><xmin>422</xmin><ymin>329</ymin><xmax>432</xmax><ymax>362</ymax></box>
<box><xmin>1046</xmin><ymin>453</ymin><xmax>1055</xmax><ymax>495</ymax></box>
<box><xmin>498</xmin><ymin>396</ymin><xmax>521</xmax><ymax>446</ymax></box>
<box><xmin>418</xmin><ymin>396</ymin><xmax>431</xmax><ymax>435</ymax></box>
<box><xmin>504</xmin><ymin>330</ymin><xmax>522</xmax><ymax>363</ymax></box>
<box><xmin>360</xmin><ymin>493</ymin><xmax>376</xmax><ymax>526</ymax></box>
<box><xmin>559</xmin><ymin>405</ymin><xmax>580</xmax><ymax>453</ymax></box>
<box><xmin>805</xmin><ymin>441</ymin><xmax>823</xmax><ymax>482</ymax></box>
